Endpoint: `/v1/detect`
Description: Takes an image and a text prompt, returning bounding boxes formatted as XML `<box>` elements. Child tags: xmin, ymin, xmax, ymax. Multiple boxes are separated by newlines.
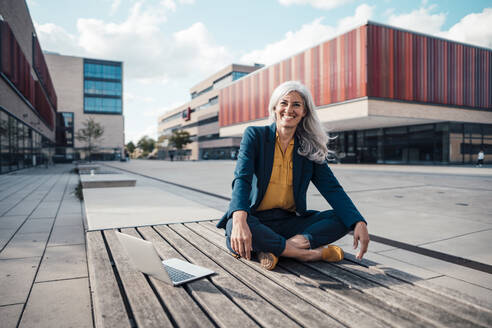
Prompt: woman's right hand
<box><xmin>231</xmin><ymin>210</ymin><xmax>252</xmax><ymax>260</ymax></box>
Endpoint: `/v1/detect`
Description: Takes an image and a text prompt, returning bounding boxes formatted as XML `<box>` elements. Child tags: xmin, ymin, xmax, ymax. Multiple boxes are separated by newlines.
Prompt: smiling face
<box><xmin>274</xmin><ymin>91</ymin><xmax>306</xmax><ymax>130</ymax></box>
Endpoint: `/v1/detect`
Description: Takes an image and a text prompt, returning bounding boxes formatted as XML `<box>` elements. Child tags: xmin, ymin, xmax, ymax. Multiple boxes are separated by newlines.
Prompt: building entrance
<box><xmin>335</xmin><ymin>122</ymin><xmax>490</xmax><ymax>164</ymax></box>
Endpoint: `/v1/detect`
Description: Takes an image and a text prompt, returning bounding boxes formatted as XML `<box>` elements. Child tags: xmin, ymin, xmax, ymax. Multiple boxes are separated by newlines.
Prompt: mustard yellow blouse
<box><xmin>257</xmin><ymin>133</ymin><xmax>296</xmax><ymax>212</ymax></box>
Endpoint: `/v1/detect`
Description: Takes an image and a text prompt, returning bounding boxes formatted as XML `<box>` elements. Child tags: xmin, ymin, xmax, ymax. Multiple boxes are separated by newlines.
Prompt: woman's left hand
<box><xmin>353</xmin><ymin>221</ymin><xmax>370</xmax><ymax>259</ymax></box>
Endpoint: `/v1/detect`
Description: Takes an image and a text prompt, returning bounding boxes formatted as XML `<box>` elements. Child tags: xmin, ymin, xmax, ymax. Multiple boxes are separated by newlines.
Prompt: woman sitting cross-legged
<box><xmin>216</xmin><ymin>81</ymin><xmax>369</xmax><ymax>270</ymax></box>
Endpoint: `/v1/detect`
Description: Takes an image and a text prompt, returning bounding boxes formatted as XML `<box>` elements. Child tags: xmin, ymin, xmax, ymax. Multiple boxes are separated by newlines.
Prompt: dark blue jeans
<box><xmin>225</xmin><ymin>208</ymin><xmax>350</xmax><ymax>257</ymax></box>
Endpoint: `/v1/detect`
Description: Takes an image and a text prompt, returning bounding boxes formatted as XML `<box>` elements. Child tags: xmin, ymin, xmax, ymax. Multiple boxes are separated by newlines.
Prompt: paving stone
<box><xmin>380</xmin><ymin>248</ymin><xmax>492</xmax><ymax>289</ymax></box>
<box><xmin>36</xmin><ymin>244</ymin><xmax>87</xmax><ymax>282</ymax></box>
<box><xmin>84</xmin><ymin>186</ymin><xmax>222</xmax><ymax>230</ymax></box>
<box><xmin>53</xmin><ymin>213</ymin><xmax>83</xmax><ymax>227</ymax></box>
<box><xmin>0</xmin><ymin>257</ymin><xmax>40</xmax><ymax>306</ymax></box>
<box><xmin>335</xmin><ymin>234</ymin><xmax>396</xmax><ymax>253</ymax></box>
<box><xmin>0</xmin><ymin>200</ymin><xmax>20</xmax><ymax>215</ymax></box>
<box><xmin>0</xmin><ymin>229</ymin><xmax>17</xmax><ymax>249</ymax></box>
<box><xmin>427</xmin><ymin>275</ymin><xmax>492</xmax><ymax>306</ymax></box>
<box><xmin>57</xmin><ymin>202</ymin><xmax>82</xmax><ymax>215</ymax></box>
<box><xmin>0</xmin><ymin>216</ymin><xmax>27</xmax><ymax>232</ymax></box>
<box><xmin>0</xmin><ymin>232</ymin><xmax>50</xmax><ymax>259</ymax></box>
<box><xmin>48</xmin><ymin>225</ymin><xmax>84</xmax><ymax>246</ymax></box>
<box><xmin>30</xmin><ymin>201</ymin><xmax>60</xmax><ymax>219</ymax></box>
<box><xmin>5</xmin><ymin>201</ymin><xmax>39</xmax><ymax>216</ymax></box>
<box><xmin>19</xmin><ymin>278</ymin><xmax>92</xmax><ymax>328</ymax></box>
<box><xmin>0</xmin><ymin>303</ymin><xmax>24</xmax><ymax>328</ymax></box>
<box><xmin>421</xmin><ymin>229</ymin><xmax>492</xmax><ymax>265</ymax></box>
<box><xmin>344</xmin><ymin>206</ymin><xmax>492</xmax><ymax>246</ymax></box>
<box><xmin>16</xmin><ymin>219</ymin><xmax>54</xmax><ymax>234</ymax></box>
<box><xmin>361</xmin><ymin>252</ymin><xmax>442</xmax><ymax>280</ymax></box>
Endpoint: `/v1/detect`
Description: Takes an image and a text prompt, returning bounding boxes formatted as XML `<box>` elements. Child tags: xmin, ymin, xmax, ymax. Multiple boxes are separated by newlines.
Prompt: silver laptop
<box><xmin>115</xmin><ymin>231</ymin><xmax>214</xmax><ymax>286</ymax></box>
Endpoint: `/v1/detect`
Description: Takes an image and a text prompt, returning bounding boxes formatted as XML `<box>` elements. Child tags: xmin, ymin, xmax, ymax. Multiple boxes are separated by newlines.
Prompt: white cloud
<box><xmin>124</xmin><ymin>92</ymin><xmax>155</xmax><ymax>104</ymax></box>
<box><xmin>278</xmin><ymin>0</ymin><xmax>354</xmax><ymax>10</ymax></box>
<box><xmin>178</xmin><ymin>0</ymin><xmax>195</xmax><ymax>4</ymax></box>
<box><xmin>337</xmin><ymin>4</ymin><xmax>373</xmax><ymax>32</ymax></box>
<box><xmin>160</xmin><ymin>0</ymin><xmax>177</xmax><ymax>12</ymax></box>
<box><xmin>172</xmin><ymin>22</ymin><xmax>233</xmax><ymax>77</ymax></box>
<box><xmin>36</xmin><ymin>1</ymin><xmax>232</xmax><ymax>83</ymax></box>
<box><xmin>127</xmin><ymin>124</ymin><xmax>158</xmax><ymax>143</ymax></box>
<box><xmin>387</xmin><ymin>5</ymin><xmax>446</xmax><ymax>35</ymax></box>
<box><xmin>241</xmin><ymin>4</ymin><xmax>373</xmax><ymax>66</ymax></box>
<box><xmin>144</xmin><ymin>100</ymin><xmax>184</xmax><ymax>118</ymax></box>
<box><xmin>34</xmin><ymin>22</ymin><xmax>80</xmax><ymax>55</ymax></box>
<box><xmin>438</xmin><ymin>8</ymin><xmax>492</xmax><ymax>49</ymax></box>
<box><xmin>387</xmin><ymin>6</ymin><xmax>492</xmax><ymax>49</ymax></box>
<box><xmin>110</xmin><ymin>0</ymin><xmax>122</xmax><ymax>15</ymax></box>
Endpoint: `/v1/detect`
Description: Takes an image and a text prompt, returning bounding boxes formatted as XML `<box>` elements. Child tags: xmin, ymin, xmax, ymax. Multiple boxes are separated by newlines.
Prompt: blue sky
<box><xmin>27</xmin><ymin>0</ymin><xmax>492</xmax><ymax>143</ymax></box>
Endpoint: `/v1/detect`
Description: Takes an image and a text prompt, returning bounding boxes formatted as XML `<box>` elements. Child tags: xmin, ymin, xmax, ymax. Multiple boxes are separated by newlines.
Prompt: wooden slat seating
<box><xmin>86</xmin><ymin>221</ymin><xmax>492</xmax><ymax>328</ymax></box>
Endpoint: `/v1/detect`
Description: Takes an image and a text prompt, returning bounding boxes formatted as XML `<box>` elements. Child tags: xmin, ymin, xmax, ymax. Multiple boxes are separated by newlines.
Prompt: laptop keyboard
<box><xmin>164</xmin><ymin>264</ymin><xmax>196</xmax><ymax>283</ymax></box>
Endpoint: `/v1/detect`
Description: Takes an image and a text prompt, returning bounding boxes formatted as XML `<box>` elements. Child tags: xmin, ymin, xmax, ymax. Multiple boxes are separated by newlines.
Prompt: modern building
<box><xmin>45</xmin><ymin>53</ymin><xmax>124</xmax><ymax>162</ymax></box>
<box><xmin>0</xmin><ymin>2</ymin><xmax>58</xmax><ymax>174</ymax></box>
<box><xmin>219</xmin><ymin>22</ymin><xmax>492</xmax><ymax>164</ymax></box>
<box><xmin>157</xmin><ymin>64</ymin><xmax>261</xmax><ymax>160</ymax></box>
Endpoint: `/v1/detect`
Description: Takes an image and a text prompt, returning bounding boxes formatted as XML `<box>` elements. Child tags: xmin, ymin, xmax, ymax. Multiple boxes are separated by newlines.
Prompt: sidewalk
<box><xmin>105</xmin><ymin>159</ymin><xmax>492</xmax><ymax>305</ymax></box>
<box><xmin>0</xmin><ymin>165</ymin><xmax>91</xmax><ymax>328</ymax></box>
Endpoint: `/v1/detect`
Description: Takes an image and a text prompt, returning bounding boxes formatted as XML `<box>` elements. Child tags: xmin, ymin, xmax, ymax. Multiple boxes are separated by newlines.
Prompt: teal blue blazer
<box><xmin>216</xmin><ymin>123</ymin><xmax>366</xmax><ymax>229</ymax></box>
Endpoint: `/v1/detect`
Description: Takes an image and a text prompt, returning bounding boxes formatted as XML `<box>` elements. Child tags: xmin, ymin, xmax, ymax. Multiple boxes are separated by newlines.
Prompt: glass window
<box><xmin>84</xmin><ymin>61</ymin><xmax>122</xmax><ymax>80</ymax></box>
<box><xmin>209</xmin><ymin>96</ymin><xmax>218</xmax><ymax>105</ymax></box>
<box><xmin>84</xmin><ymin>80</ymin><xmax>122</xmax><ymax>96</ymax></box>
<box><xmin>17</xmin><ymin>121</ymin><xmax>24</xmax><ymax>169</ymax></box>
<box><xmin>9</xmin><ymin>116</ymin><xmax>17</xmax><ymax>170</ymax></box>
<box><xmin>23</xmin><ymin>125</ymin><xmax>31</xmax><ymax>168</ymax></box>
<box><xmin>232</xmin><ymin>71</ymin><xmax>249</xmax><ymax>81</ymax></box>
<box><xmin>62</xmin><ymin>112</ymin><xmax>74</xmax><ymax>128</ymax></box>
<box><xmin>84</xmin><ymin>97</ymin><xmax>122</xmax><ymax>114</ymax></box>
<box><xmin>0</xmin><ymin>111</ymin><xmax>9</xmax><ymax>173</ymax></box>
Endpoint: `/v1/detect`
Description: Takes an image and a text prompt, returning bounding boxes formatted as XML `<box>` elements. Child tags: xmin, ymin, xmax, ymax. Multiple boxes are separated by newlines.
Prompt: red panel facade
<box><xmin>0</xmin><ymin>21</ymin><xmax>56</xmax><ymax>129</ymax></box>
<box><xmin>220</xmin><ymin>25</ymin><xmax>368</xmax><ymax>127</ymax></box>
<box><xmin>33</xmin><ymin>35</ymin><xmax>57</xmax><ymax>109</ymax></box>
<box><xmin>219</xmin><ymin>23</ymin><xmax>491</xmax><ymax>127</ymax></box>
<box><xmin>367</xmin><ymin>24</ymin><xmax>491</xmax><ymax>109</ymax></box>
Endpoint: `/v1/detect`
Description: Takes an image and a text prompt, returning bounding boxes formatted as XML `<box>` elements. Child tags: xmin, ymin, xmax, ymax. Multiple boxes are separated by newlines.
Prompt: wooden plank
<box><xmin>86</xmin><ymin>231</ymin><xmax>131</xmax><ymax>328</ymax></box>
<box><xmin>153</xmin><ymin>224</ymin><xmax>269</xmax><ymax>328</ymax></box>
<box><xmin>357</xmin><ymin>255</ymin><xmax>492</xmax><ymax>312</ymax></box>
<box><xmin>186</xmin><ymin>222</ymin><xmax>389</xmax><ymax>328</ymax></box>
<box><xmin>104</xmin><ymin>229</ymin><xmax>173</xmax><ymax>328</ymax></box>
<box><xmin>204</xmin><ymin>221</ymin><xmax>492</xmax><ymax>327</ymax></box>
<box><xmin>334</xmin><ymin>256</ymin><xmax>492</xmax><ymax>327</ymax></box>
<box><xmin>307</xmin><ymin>261</ymin><xmax>482</xmax><ymax>328</ymax></box>
<box><xmin>136</xmin><ymin>226</ymin><xmax>215</xmax><ymax>328</ymax></box>
<box><xmin>169</xmin><ymin>223</ymin><xmax>330</xmax><ymax>328</ymax></box>
<box><xmin>280</xmin><ymin>259</ymin><xmax>434</xmax><ymax>328</ymax></box>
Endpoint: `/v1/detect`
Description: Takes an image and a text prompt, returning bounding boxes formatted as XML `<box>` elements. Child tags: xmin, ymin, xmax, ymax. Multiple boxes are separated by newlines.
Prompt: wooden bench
<box><xmin>87</xmin><ymin>221</ymin><xmax>492</xmax><ymax>328</ymax></box>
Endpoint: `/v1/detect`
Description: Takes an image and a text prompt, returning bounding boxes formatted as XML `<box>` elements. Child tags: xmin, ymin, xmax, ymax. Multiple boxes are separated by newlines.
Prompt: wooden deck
<box><xmin>87</xmin><ymin>221</ymin><xmax>492</xmax><ymax>328</ymax></box>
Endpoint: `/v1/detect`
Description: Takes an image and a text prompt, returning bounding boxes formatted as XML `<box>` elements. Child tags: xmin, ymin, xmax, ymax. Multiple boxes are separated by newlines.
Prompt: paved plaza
<box><xmin>105</xmin><ymin>160</ymin><xmax>492</xmax><ymax>304</ymax></box>
<box><xmin>0</xmin><ymin>161</ymin><xmax>491</xmax><ymax>327</ymax></box>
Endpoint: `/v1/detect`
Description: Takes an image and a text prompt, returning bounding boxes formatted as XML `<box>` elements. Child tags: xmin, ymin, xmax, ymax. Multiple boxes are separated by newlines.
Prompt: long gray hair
<box><xmin>268</xmin><ymin>81</ymin><xmax>334</xmax><ymax>164</ymax></box>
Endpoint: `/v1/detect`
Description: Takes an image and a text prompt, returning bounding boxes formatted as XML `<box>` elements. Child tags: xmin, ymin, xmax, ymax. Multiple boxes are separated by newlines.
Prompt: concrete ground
<box><xmin>0</xmin><ymin>165</ymin><xmax>91</xmax><ymax>328</ymax></box>
<box><xmin>1</xmin><ymin>160</ymin><xmax>491</xmax><ymax>327</ymax></box>
<box><xmin>104</xmin><ymin>159</ymin><xmax>492</xmax><ymax>305</ymax></box>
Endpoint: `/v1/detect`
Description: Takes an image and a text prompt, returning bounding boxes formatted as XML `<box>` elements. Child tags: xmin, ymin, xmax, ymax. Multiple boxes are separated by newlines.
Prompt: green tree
<box><xmin>169</xmin><ymin>130</ymin><xmax>192</xmax><ymax>160</ymax></box>
<box><xmin>76</xmin><ymin>118</ymin><xmax>104</xmax><ymax>161</ymax></box>
<box><xmin>157</xmin><ymin>134</ymin><xmax>168</xmax><ymax>145</ymax></box>
<box><xmin>137</xmin><ymin>135</ymin><xmax>155</xmax><ymax>156</ymax></box>
<box><xmin>126</xmin><ymin>141</ymin><xmax>136</xmax><ymax>153</ymax></box>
